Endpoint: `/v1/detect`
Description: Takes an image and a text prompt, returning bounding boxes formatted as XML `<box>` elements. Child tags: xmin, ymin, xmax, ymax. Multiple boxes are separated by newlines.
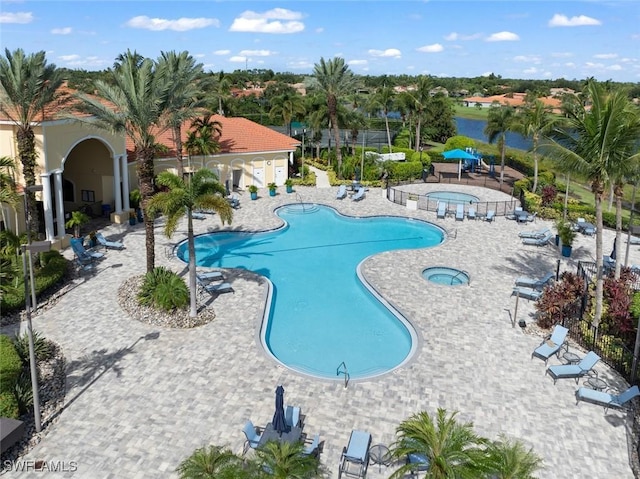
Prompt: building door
<box><xmin>253</xmin><ymin>167</ymin><xmax>264</xmax><ymax>187</ymax></box>
<box><xmin>275</xmin><ymin>167</ymin><xmax>286</xmax><ymax>186</ymax></box>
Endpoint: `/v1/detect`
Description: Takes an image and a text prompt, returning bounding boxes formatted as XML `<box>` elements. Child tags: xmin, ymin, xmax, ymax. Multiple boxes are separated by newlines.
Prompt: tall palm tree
<box><xmin>515</xmin><ymin>99</ymin><xmax>555</xmax><ymax>192</ymax></box>
<box><xmin>406</xmin><ymin>76</ymin><xmax>431</xmax><ymax>151</ymax></box>
<box><xmin>176</xmin><ymin>445</ymin><xmax>252</xmax><ymax>479</ymax></box>
<box><xmin>210</xmin><ymin>70</ymin><xmax>232</xmax><ymax>116</ymax></box>
<box><xmin>368</xmin><ymin>85</ymin><xmax>396</xmax><ymax>151</ymax></box>
<box><xmin>157</xmin><ymin>50</ymin><xmax>206</xmax><ymax>179</ymax></box>
<box><xmin>391</xmin><ymin>409</ymin><xmax>490</xmax><ymax>479</ymax></box>
<box><xmin>343</xmin><ymin>109</ymin><xmax>367</xmax><ymax>157</ymax></box>
<box><xmin>542</xmin><ymin>79</ymin><xmax>640</xmax><ymax>331</ymax></box>
<box><xmin>484</xmin><ymin>105</ymin><xmax>516</xmax><ymax>187</ymax></box>
<box><xmin>485</xmin><ymin>435</ymin><xmax>543</xmax><ymax>479</ymax></box>
<box><xmin>309</xmin><ymin>57</ymin><xmax>358</xmax><ymax>179</ymax></box>
<box><xmin>185</xmin><ymin>114</ymin><xmax>223</xmax><ymax>170</ymax></box>
<box><xmin>0</xmin><ymin>48</ymin><xmax>66</xmax><ymax>234</ymax></box>
<box><xmin>269</xmin><ymin>89</ymin><xmax>306</xmax><ymax>136</ymax></box>
<box><xmin>254</xmin><ymin>440</ymin><xmax>321</xmax><ymax>479</ymax></box>
<box><xmin>147</xmin><ymin>169</ymin><xmax>232</xmax><ymax>318</ymax></box>
<box><xmin>73</xmin><ymin>50</ymin><xmax>170</xmax><ymax>272</ymax></box>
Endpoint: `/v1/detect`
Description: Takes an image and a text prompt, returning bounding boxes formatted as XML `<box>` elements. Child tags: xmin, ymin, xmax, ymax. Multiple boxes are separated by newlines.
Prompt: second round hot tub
<box><xmin>422</xmin><ymin>267</ymin><xmax>470</xmax><ymax>286</ymax></box>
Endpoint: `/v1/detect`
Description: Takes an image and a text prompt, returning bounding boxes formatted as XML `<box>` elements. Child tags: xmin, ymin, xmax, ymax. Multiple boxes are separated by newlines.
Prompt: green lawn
<box><xmin>454</xmin><ymin>104</ymin><xmax>490</xmax><ymax>120</ymax></box>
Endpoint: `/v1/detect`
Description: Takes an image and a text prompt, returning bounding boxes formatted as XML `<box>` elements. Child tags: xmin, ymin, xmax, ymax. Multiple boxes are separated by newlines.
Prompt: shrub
<box><xmin>444</xmin><ymin>135</ymin><xmax>475</xmax><ymax>151</ymax></box>
<box><xmin>13</xmin><ymin>331</ymin><xmax>53</xmax><ymax>365</ymax></box>
<box><xmin>513</xmin><ymin>178</ymin><xmax>531</xmax><ymax>196</ymax></box>
<box><xmin>541</xmin><ymin>185</ymin><xmax>558</xmax><ymax>207</ymax></box>
<box><xmin>535</xmin><ymin>272</ymin><xmax>585</xmax><ymax>329</ymax></box>
<box><xmin>138</xmin><ymin>267</ymin><xmax>189</xmax><ymax>311</ymax></box>
<box><xmin>14</xmin><ymin>368</ymin><xmax>33</xmax><ymax>414</ymax></box>
<box><xmin>0</xmin><ymin>335</ymin><xmax>22</xmax><ymax>394</ymax></box>
<box><xmin>0</xmin><ymin>391</ymin><xmax>19</xmax><ymax>419</ymax></box>
<box><xmin>387</xmin><ymin>161</ymin><xmax>423</xmax><ymax>181</ymax></box>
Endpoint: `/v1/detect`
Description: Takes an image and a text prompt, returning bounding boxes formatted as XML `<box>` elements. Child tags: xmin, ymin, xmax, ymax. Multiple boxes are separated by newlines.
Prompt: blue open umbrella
<box><xmin>272</xmin><ymin>385</ymin><xmax>289</xmax><ymax>435</ymax></box>
<box><xmin>441</xmin><ymin>149</ymin><xmax>478</xmax><ymax>161</ymax></box>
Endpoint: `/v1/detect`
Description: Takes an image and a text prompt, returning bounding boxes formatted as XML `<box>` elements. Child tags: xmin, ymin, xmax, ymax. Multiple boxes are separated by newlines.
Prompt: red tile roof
<box><xmin>462</xmin><ymin>93</ymin><xmax>562</xmax><ymax>112</ymax></box>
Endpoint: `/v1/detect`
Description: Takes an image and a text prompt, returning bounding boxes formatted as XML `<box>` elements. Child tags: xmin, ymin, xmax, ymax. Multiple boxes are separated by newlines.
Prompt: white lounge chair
<box><xmin>515</xmin><ymin>272</ymin><xmax>554</xmax><ymax>290</ymax></box>
<box><xmin>518</xmin><ymin>227</ymin><xmax>550</xmax><ymax>239</ymax></box>
<box><xmin>467</xmin><ymin>207</ymin><xmax>476</xmax><ymax>220</ymax></box>
<box><xmin>512</xmin><ymin>286</ymin><xmax>542</xmax><ymax>301</ymax></box>
<box><xmin>485</xmin><ymin>210</ymin><xmax>495</xmax><ymax>222</ymax></box>
<box><xmin>455</xmin><ymin>204</ymin><xmax>464</xmax><ymax>221</ymax></box>
<box><xmin>436</xmin><ymin>202</ymin><xmax>446</xmax><ymax>219</ymax></box>
<box><xmin>352</xmin><ymin>187</ymin><xmax>365</xmax><ymax>201</ymax></box>
<box><xmin>336</xmin><ymin>185</ymin><xmax>347</xmax><ymax>200</ymax></box>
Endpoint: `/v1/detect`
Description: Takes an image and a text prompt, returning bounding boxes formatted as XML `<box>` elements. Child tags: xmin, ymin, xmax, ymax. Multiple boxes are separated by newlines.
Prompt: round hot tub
<box><xmin>422</xmin><ymin>267</ymin><xmax>470</xmax><ymax>286</ymax></box>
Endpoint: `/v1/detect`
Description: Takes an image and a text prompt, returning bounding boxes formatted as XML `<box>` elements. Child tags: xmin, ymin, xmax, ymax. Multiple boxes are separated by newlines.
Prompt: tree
<box><xmin>73</xmin><ymin>50</ymin><xmax>170</xmax><ymax>272</ymax></box>
<box><xmin>309</xmin><ymin>57</ymin><xmax>358</xmax><ymax>179</ymax></box>
<box><xmin>254</xmin><ymin>440</ymin><xmax>321</xmax><ymax>479</ymax></box>
<box><xmin>0</xmin><ymin>49</ymin><xmax>66</xmax><ymax>235</ymax></box>
<box><xmin>368</xmin><ymin>85</ymin><xmax>396</xmax><ymax>151</ymax></box>
<box><xmin>157</xmin><ymin>51</ymin><xmax>206</xmax><ymax>179</ymax></box>
<box><xmin>514</xmin><ymin>99</ymin><xmax>555</xmax><ymax>192</ymax></box>
<box><xmin>484</xmin><ymin>105</ymin><xmax>516</xmax><ymax>187</ymax></box>
<box><xmin>176</xmin><ymin>445</ymin><xmax>252</xmax><ymax>479</ymax></box>
<box><xmin>406</xmin><ymin>76</ymin><xmax>432</xmax><ymax>150</ymax></box>
<box><xmin>0</xmin><ymin>156</ymin><xmax>19</xmax><ymax>229</ymax></box>
<box><xmin>269</xmin><ymin>89</ymin><xmax>305</xmax><ymax>136</ymax></box>
<box><xmin>391</xmin><ymin>409</ymin><xmax>490</xmax><ymax>479</ymax></box>
<box><xmin>210</xmin><ymin>70</ymin><xmax>232</xmax><ymax>116</ymax></box>
<box><xmin>185</xmin><ymin>114</ymin><xmax>223</xmax><ymax>170</ymax></box>
<box><xmin>485</xmin><ymin>435</ymin><xmax>543</xmax><ymax>479</ymax></box>
<box><xmin>542</xmin><ymin>79</ymin><xmax>640</xmax><ymax>331</ymax></box>
<box><xmin>146</xmin><ymin>169</ymin><xmax>232</xmax><ymax>318</ymax></box>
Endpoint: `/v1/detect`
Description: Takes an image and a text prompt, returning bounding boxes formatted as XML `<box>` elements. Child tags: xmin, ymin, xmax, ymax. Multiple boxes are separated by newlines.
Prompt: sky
<box><xmin>1</xmin><ymin>1</ymin><xmax>639</xmax><ymax>82</ymax></box>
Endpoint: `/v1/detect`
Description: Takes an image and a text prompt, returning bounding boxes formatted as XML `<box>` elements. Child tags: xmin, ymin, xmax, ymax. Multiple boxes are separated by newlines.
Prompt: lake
<box><xmin>454</xmin><ymin>117</ymin><xmax>532</xmax><ymax>151</ymax></box>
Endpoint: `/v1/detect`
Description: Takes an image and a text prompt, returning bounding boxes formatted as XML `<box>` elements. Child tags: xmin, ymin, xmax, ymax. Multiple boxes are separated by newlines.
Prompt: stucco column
<box><xmin>113</xmin><ymin>155</ymin><xmax>122</xmax><ymax>213</ymax></box>
<box><xmin>53</xmin><ymin>170</ymin><xmax>65</xmax><ymax>238</ymax></box>
<box><xmin>120</xmin><ymin>154</ymin><xmax>130</xmax><ymax>211</ymax></box>
<box><xmin>39</xmin><ymin>173</ymin><xmax>55</xmax><ymax>241</ymax></box>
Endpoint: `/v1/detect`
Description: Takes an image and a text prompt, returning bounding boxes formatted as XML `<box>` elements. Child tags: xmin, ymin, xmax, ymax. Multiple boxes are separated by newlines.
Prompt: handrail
<box><xmin>451</xmin><ymin>270</ymin><xmax>470</xmax><ymax>286</ymax></box>
<box><xmin>295</xmin><ymin>193</ymin><xmax>305</xmax><ymax>212</ymax></box>
<box><xmin>336</xmin><ymin>361</ymin><xmax>350</xmax><ymax>388</ymax></box>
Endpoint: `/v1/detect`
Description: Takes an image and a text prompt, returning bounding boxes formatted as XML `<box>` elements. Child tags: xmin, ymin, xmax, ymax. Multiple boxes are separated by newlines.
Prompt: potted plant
<box><xmin>285</xmin><ymin>178</ymin><xmax>294</xmax><ymax>194</ymax></box>
<box><xmin>65</xmin><ymin>210</ymin><xmax>90</xmax><ymax>238</ymax></box>
<box><xmin>87</xmin><ymin>231</ymin><xmax>98</xmax><ymax>248</ymax></box>
<box><xmin>268</xmin><ymin>182</ymin><xmax>277</xmax><ymax>197</ymax></box>
<box><xmin>556</xmin><ymin>220</ymin><xmax>576</xmax><ymax>257</ymax></box>
<box><xmin>129</xmin><ymin>211</ymin><xmax>137</xmax><ymax>226</ymax></box>
<box><xmin>248</xmin><ymin>185</ymin><xmax>258</xmax><ymax>200</ymax></box>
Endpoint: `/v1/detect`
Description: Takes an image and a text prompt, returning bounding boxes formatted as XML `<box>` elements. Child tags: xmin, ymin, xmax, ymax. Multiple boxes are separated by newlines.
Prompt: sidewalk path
<box><xmin>309</xmin><ymin>165</ymin><xmax>331</xmax><ymax>188</ymax></box>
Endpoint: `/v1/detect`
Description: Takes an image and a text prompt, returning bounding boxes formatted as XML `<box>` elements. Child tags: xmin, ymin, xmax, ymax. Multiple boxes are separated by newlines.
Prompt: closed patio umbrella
<box><xmin>611</xmin><ymin>238</ymin><xmax>617</xmax><ymax>261</ymax></box>
<box><xmin>272</xmin><ymin>385</ymin><xmax>289</xmax><ymax>435</ymax></box>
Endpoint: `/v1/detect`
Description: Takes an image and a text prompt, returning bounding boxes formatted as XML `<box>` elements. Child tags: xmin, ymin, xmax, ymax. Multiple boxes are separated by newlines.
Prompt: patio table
<box><xmin>258</xmin><ymin>423</ymin><xmax>302</xmax><ymax>448</ymax></box>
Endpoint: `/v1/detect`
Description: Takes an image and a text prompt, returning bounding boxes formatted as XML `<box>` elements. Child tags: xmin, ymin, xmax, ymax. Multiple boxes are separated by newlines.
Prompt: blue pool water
<box><xmin>425</xmin><ymin>191</ymin><xmax>479</xmax><ymax>204</ymax></box>
<box><xmin>177</xmin><ymin>204</ymin><xmax>444</xmax><ymax>379</ymax></box>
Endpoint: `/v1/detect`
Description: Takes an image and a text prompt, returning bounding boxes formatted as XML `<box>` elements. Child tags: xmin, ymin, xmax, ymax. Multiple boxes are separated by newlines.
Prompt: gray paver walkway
<box><xmin>2</xmin><ymin>183</ymin><xmax>636</xmax><ymax>478</ymax></box>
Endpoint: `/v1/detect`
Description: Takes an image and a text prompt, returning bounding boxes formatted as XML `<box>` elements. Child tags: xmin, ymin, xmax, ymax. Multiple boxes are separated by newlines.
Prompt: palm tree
<box><xmin>146</xmin><ymin>169</ymin><xmax>232</xmax><ymax>318</ymax></box>
<box><xmin>269</xmin><ymin>90</ymin><xmax>306</xmax><ymax>136</ymax></box>
<box><xmin>0</xmin><ymin>48</ymin><xmax>66</xmax><ymax>234</ymax></box>
<box><xmin>368</xmin><ymin>85</ymin><xmax>396</xmax><ymax>151</ymax></box>
<box><xmin>542</xmin><ymin>79</ymin><xmax>640</xmax><ymax>331</ymax></box>
<box><xmin>515</xmin><ymin>99</ymin><xmax>555</xmax><ymax>192</ymax></box>
<box><xmin>254</xmin><ymin>441</ymin><xmax>321</xmax><ymax>479</ymax></box>
<box><xmin>176</xmin><ymin>445</ymin><xmax>251</xmax><ymax>479</ymax></box>
<box><xmin>157</xmin><ymin>50</ymin><xmax>206</xmax><ymax>179</ymax></box>
<box><xmin>484</xmin><ymin>105</ymin><xmax>516</xmax><ymax>187</ymax></box>
<box><xmin>309</xmin><ymin>57</ymin><xmax>358</xmax><ymax>179</ymax></box>
<box><xmin>390</xmin><ymin>409</ymin><xmax>490</xmax><ymax>479</ymax></box>
<box><xmin>406</xmin><ymin>76</ymin><xmax>432</xmax><ymax>151</ymax></box>
<box><xmin>73</xmin><ymin>50</ymin><xmax>170</xmax><ymax>273</ymax></box>
<box><xmin>485</xmin><ymin>435</ymin><xmax>543</xmax><ymax>479</ymax></box>
<box><xmin>210</xmin><ymin>70</ymin><xmax>232</xmax><ymax>116</ymax></box>
<box><xmin>185</xmin><ymin>114</ymin><xmax>223</xmax><ymax>170</ymax></box>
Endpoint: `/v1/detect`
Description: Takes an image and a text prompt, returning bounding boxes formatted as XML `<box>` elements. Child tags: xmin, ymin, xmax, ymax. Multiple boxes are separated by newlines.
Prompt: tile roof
<box><xmin>462</xmin><ymin>93</ymin><xmax>562</xmax><ymax>111</ymax></box>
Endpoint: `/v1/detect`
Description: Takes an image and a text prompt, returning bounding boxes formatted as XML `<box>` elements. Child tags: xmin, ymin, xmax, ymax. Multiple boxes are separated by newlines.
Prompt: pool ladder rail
<box><xmin>337</xmin><ymin>362</ymin><xmax>350</xmax><ymax>388</ymax></box>
<box><xmin>451</xmin><ymin>269</ymin><xmax>470</xmax><ymax>286</ymax></box>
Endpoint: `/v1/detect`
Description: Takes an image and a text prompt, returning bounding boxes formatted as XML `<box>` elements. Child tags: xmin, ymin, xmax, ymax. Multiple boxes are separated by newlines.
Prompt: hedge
<box><xmin>0</xmin><ymin>335</ymin><xmax>22</xmax><ymax>394</ymax></box>
<box><xmin>0</xmin><ymin>391</ymin><xmax>19</xmax><ymax>419</ymax></box>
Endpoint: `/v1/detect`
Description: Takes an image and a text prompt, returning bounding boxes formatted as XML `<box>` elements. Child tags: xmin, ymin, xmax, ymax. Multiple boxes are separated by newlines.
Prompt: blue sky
<box><xmin>1</xmin><ymin>1</ymin><xmax>639</xmax><ymax>82</ymax></box>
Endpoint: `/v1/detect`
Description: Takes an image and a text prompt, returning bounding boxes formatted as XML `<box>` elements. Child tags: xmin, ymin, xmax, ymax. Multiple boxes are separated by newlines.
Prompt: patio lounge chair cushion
<box><xmin>467</xmin><ymin>207</ymin><xmax>476</xmax><ymax>220</ymax></box>
<box><xmin>336</xmin><ymin>185</ymin><xmax>347</xmax><ymax>199</ymax></box>
<box><xmin>95</xmin><ymin>232</ymin><xmax>124</xmax><ymax>250</ymax></box>
<box><xmin>485</xmin><ymin>210</ymin><xmax>495</xmax><ymax>222</ymax></box>
<box><xmin>518</xmin><ymin>227</ymin><xmax>550</xmax><ymax>239</ymax></box>
<box><xmin>70</xmin><ymin>238</ymin><xmax>104</xmax><ymax>261</ymax></box>
<box><xmin>352</xmin><ymin>187</ymin><xmax>365</xmax><ymax>201</ymax></box>
<box><xmin>522</xmin><ymin>231</ymin><xmax>552</xmax><ymax>246</ymax></box>
<box><xmin>531</xmin><ymin>325</ymin><xmax>568</xmax><ymax>363</ymax></box>
<box><xmin>203</xmin><ymin>282</ymin><xmax>234</xmax><ymax>295</ymax></box>
<box><xmin>196</xmin><ymin>271</ymin><xmax>224</xmax><ymax>284</ymax></box>
<box><xmin>512</xmin><ymin>286</ymin><xmax>542</xmax><ymax>301</ymax></box>
<box><xmin>436</xmin><ymin>202</ymin><xmax>446</xmax><ymax>219</ymax></box>
<box><xmin>338</xmin><ymin>430</ymin><xmax>371</xmax><ymax>479</ymax></box>
<box><xmin>455</xmin><ymin>204</ymin><xmax>464</xmax><ymax>221</ymax></box>
<box><xmin>242</xmin><ymin>420</ymin><xmax>262</xmax><ymax>454</ymax></box>
<box><xmin>576</xmin><ymin>385</ymin><xmax>640</xmax><ymax>412</ymax></box>
<box><xmin>515</xmin><ymin>272</ymin><xmax>554</xmax><ymax>290</ymax></box>
<box><xmin>303</xmin><ymin>433</ymin><xmax>321</xmax><ymax>456</ymax></box>
<box><xmin>546</xmin><ymin>351</ymin><xmax>600</xmax><ymax>384</ymax></box>
<box><xmin>285</xmin><ymin>405</ymin><xmax>302</xmax><ymax>429</ymax></box>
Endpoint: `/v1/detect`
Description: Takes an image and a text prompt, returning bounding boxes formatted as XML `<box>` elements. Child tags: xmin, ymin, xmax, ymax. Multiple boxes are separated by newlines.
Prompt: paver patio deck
<box><xmin>1</xmin><ymin>181</ymin><xmax>637</xmax><ymax>478</ymax></box>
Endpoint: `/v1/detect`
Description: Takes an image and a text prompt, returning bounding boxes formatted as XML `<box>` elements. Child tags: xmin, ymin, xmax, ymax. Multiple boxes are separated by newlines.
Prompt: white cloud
<box><xmin>315</xmin><ymin>27</ymin><xmax>324</xmax><ymax>33</ymax></box>
<box><xmin>348</xmin><ymin>59</ymin><xmax>368</xmax><ymax>66</ymax></box>
<box><xmin>126</xmin><ymin>15</ymin><xmax>219</xmax><ymax>32</ymax></box>
<box><xmin>229</xmin><ymin>9</ymin><xmax>304</xmax><ymax>34</ymax></box>
<box><xmin>229</xmin><ymin>56</ymin><xmax>247</xmax><ymax>63</ymax></box>
<box><xmin>368</xmin><ymin>49</ymin><xmax>401</xmax><ymax>58</ymax></box>
<box><xmin>58</xmin><ymin>54</ymin><xmax>80</xmax><ymax>61</ymax></box>
<box><xmin>513</xmin><ymin>55</ymin><xmax>541</xmax><ymax>64</ymax></box>
<box><xmin>287</xmin><ymin>60</ymin><xmax>313</xmax><ymax>70</ymax></box>
<box><xmin>238</xmin><ymin>49</ymin><xmax>274</xmax><ymax>57</ymax></box>
<box><xmin>481</xmin><ymin>72</ymin><xmax>494</xmax><ymax>77</ymax></box>
<box><xmin>594</xmin><ymin>53</ymin><xmax>618</xmax><ymax>59</ymax></box>
<box><xmin>213</xmin><ymin>50</ymin><xmax>230</xmax><ymax>56</ymax></box>
<box><xmin>51</xmin><ymin>27</ymin><xmax>72</xmax><ymax>35</ymax></box>
<box><xmin>444</xmin><ymin>32</ymin><xmax>482</xmax><ymax>41</ymax></box>
<box><xmin>551</xmin><ymin>52</ymin><xmax>573</xmax><ymax>58</ymax></box>
<box><xmin>585</xmin><ymin>61</ymin><xmax>605</xmax><ymax>69</ymax></box>
<box><xmin>486</xmin><ymin>31</ymin><xmax>519</xmax><ymax>42</ymax></box>
<box><xmin>548</xmin><ymin>14</ymin><xmax>601</xmax><ymax>27</ymax></box>
<box><xmin>444</xmin><ymin>32</ymin><xmax>458</xmax><ymax>41</ymax></box>
<box><xmin>608</xmin><ymin>64</ymin><xmax>623</xmax><ymax>71</ymax></box>
<box><xmin>565</xmin><ymin>62</ymin><xmax>576</xmax><ymax>68</ymax></box>
<box><xmin>416</xmin><ymin>43</ymin><xmax>443</xmax><ymax>53</ymax></box>
<box><xmin>0</xmin><ymin>11</ymin><xmax>33</xmax><ymax>23</ymax></box>
<box><xmin>523</xmin><ymin>67</ymin><xmax>539</xmax><ymax>75</ymax></box>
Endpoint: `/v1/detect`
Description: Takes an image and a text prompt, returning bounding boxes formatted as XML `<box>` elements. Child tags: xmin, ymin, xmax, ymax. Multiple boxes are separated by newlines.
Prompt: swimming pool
<box><xmin>177</xmin><ymin>204</ymin><xmax>444</xmax><ymax>380</ymax></box>
<box><xmin>425</xmin><ymin>191</ymin><xmax>479</xmax><ymax>204</ymax></box>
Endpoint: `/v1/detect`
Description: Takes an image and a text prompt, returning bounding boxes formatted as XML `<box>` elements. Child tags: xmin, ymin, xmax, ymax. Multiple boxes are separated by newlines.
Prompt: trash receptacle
<box><xmin>101</xmin><ymin>204</ymin><xmax>111</xmax><ymax>218</ymax></box>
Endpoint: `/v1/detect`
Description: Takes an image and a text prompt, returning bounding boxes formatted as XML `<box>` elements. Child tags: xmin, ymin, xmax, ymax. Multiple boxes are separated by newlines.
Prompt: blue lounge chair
<box><xmin>338</xmin><ymin>430</ymin><xmax>371</xmax><ymax>479</ymax></box>
<box><xmin>603</xmin><ymin>255</ymin><xmax>616</xmax><ymax>271</ymax></box>
<box><xmin>196</xmin><ymin>271</ymin><xmax>224</xmax><ymax>284</ymax></box>
<box><xmin>336</xmin><ymin>184</ymin><xmax>347</xmax><ymax>199</ymax></box>
<box><xmin>352</xmin><ymin>187</ymin><xmax>365</xmax><ymax>201</ymax></box>
<box><xmin>531</xmin><ymin>324</ymin><xmax>568</xmax><ymax>364</ymax></box>
<box><xmin>227</xmin><ymin>193</ymin><xmax>240</xmax><ymax>209</ymax></box>
<box><xmin>95</xmin><ymin>232</ymin><xmax>124</xmax><ymax>250</ymax></box>
<box><xmin>407</xmin><ymin>452</ymin><xmax>430</xmax><ymax>476</ymax></box>
<box><xmin>546</xmin><ymin>351</ymin><xmax>600</xmax><ymax>384</ymax></box>
<box><xmin>192</xmin><ymin>212</ymin><xmax>206</xmax><ymax>220</ymax></box>
<box><xmin>436</xmin><ymin>202</ymin><xmax>446</xmax><ymax>219</ymax></box>
<box><xmin>455</xmin><ymin>204</ymin><xmax>464</xmax><ymax>221</ymax></box>
<box><xmin>242</xmin><ymin>420</ymin><xmax>263</xmax><ymax>455</ymax></box>
<box><xmin>485</xmin><ymin>210</ymin><xmax>495</xmax><ymax>222</ymax></box>
<box><xmin>70</xmin><ymin>238</ymin><xmax>104</xmax><ymax>262</ymax></box>
<box><xmin>518</xmin><ymin>227</ymin><xmax>550</xmax><ymax>239</ymax></box>
<box><xmin>576</xmin><ymin>385</ymin><xmax>640</xmax><ymax>412</ymax></box>
<box><xmin>285</xmin><ymin>405</ymin><xmax>302</xmax><ymax>429</ymax></box>
<box><xmin>515</xmin><ymin>272</ymin><xmax>554</xmax><ymax>290</ymax></box>
<box><xmin>467</xmin><ymin>207</ymin><xmax>476</xmax><ymax>220</ymax></box>
<box><xmin>203</xmin><ymin>282</ymin><xmax>234</xmax><ymax>295</ymax></box>
<box><xmin>512</xmin><ymin>286</ymin><xmax>542</xmax><ymax>301</ymax></box>
<box><xmin>522</xmin><ymin>231</ymin><xmax>552</xmax><ymax>246</ymax></box>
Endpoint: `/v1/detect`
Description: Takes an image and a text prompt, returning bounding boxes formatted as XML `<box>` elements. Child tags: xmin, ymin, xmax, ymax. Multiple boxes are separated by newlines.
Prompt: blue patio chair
<box><xmin>70</xmin><ymin>238</ymin><xmax>104</xmax><ymax>262</ymax></box>
<box><xmin>203</xmin><ymin>282</ymin><xmax>234</xmax><ymax>295</ymax></box>
<box><xmin>518</xmin><ymin>227</ymin><xmax>550</xmax><ymax>239</ymax></box>
<box><xmin>242</xmin><ymin>420</ymin><xmax>263</xmax><ymax>455</ymax></box>
<box><xmin>227</xmin><ymin>193</ymin><xmax>240</xmax><ymax>209</ymax></box>
<box><xmin>352</xmin><ymin>187</ymin><xmax>365</xmax><ymax>201</ymax></box>
<box><xmin>455</xmin><ymin>204</ymin><xmax>464</xmax><ymax>221</ymax></box>
<box><xmin>576</xmin><ymin>385</ymin><xmax>640</xmax><ymax>412</ymax></box>
<box><xmin>407</xmin><ymin>452</ymin><xmax>430</xmax><ymax>477</ymax></box>
<box><xmin>336</xmin><ymin>184</ymin><xmax>347</xmax><ymax>200</ymax></box>
<box><xmin>512</xmin><ymin>286</ymin><xmax>542</xmax><ymax>302</ymax></box>
<box><xmin>436</xmin><ymin>202</ymin><xmax>446</xmax><ymax>219</ymax></box>
<box><xmin>95</xmin><ymin>232</ymin><xmax>124</xmax><ymax>250</ymax></box>
<box><xmin>531</xmin><ymin>324</ymin><xmax>568</xmax><ymax>364</ymax></box>
<box><xmin>196</xmin><ymin>271</ymin><xmax>224</xmax><ymax>284</ymax></box>
<box><xmin>546</xmin><ymin>351</ymin><xmax>600</xmax><ymax>384</ymax></box>
<box><xmin>515</xmin><ymin>272</ymin><xmax>554</xmax><ymax>290</ymax></box>
<box><xmin>285</xmin><ymin>405</ymin><xmax>302</xmax><ymax>429</ymax></box>
<box><xmin>192</xmin><ymin>212</ymin><xmax>206</xmax><ymax>220</ymax></box>
<box><xmin>485</xmin><ymin>210</ymin><xmax>495</xmax><ymax>222</ymax></box>
<box><xmin>467</xmin><ymin>207</ymin><xmax>476</xmax><ymax>220</ymax></box>
<box><xmin>338</xmin><ymin>430</ymin><xmax>371</xmax><ymax>479</ymax></box>
<box><xmin>303</xmin><ymin>433</ymin><xmax>321</xmax><ymax>456</ymax></box>
<box><xmin>522</xmin><ymin>231</ymin><xmax>552</xmax><ymax>246</ymax></box>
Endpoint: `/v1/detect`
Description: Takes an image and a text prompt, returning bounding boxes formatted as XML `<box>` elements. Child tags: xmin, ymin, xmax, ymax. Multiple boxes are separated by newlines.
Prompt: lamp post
<box><xmin>301</xmin><ymin>128</ymin><xmax>306</xmax><ymax>181</ymax></box>
<box><xmin>24</xmin><ymin>185</ymin><xmax>43</xmax><ymax>309</ymax></box>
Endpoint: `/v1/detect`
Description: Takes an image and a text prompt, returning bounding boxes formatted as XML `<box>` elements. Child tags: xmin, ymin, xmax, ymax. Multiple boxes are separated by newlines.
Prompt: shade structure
<box><xmin>272</xmin><ymin>385</ymin><xmax>289</xmax><ymax>435</ymax></box>
<box><xmin>441</xmin><ymin>149</ymin><xmax>478</xmax><ymax>160</ymax></box>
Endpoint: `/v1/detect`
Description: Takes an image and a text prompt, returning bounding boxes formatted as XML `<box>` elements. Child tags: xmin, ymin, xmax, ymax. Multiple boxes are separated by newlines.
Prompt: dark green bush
<box><xmin>138</xmin><ymin>267</ymin><xmax>189</xmax><ymax>311</ymax></box>
<box><xmin>388</xmin><ymin>161</ymin><xmax>423</xmax><ymax>181</ymax></box>
<box><xmin>513</xmin><ymin>178</ymin><xmax>532</xmax><ymax>196</ymax></box>
<box><xmin>14</xmin><ymin>368</ymin><xmax>33</xmax><ymax>414</ymax></box>
<box><xmin>0</xmin><ymin>391</ymin><xmax>19</xmax><ymax>419</ymax></box>
<box><xmin>13</xmin><ymin>331</ymin><xmax>53</xmax><ymax>364</ymax></box>
<box><xmin>0</xmin><ymin>335</ymin><xmax>22</xmax><ymax>394</ymax></box>
<box><xmin>444</xmin><ymin>135</ymin><xmax>475</xmax><ymax>151</ymax></box>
